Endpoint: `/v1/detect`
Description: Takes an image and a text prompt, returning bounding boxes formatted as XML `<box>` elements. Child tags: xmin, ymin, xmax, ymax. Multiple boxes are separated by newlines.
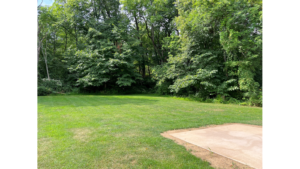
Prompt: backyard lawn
<box><xmin>38</xmin><ymin>95</ymin><xmax>262</xmax><ymax>169</ymax></box>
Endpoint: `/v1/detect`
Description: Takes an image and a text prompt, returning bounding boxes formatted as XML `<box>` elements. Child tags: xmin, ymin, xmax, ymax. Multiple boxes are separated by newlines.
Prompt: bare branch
<box><xmin>38</xmin><ymin>0</ymin><xmax>43</xmax><ymax>8</ymax></box>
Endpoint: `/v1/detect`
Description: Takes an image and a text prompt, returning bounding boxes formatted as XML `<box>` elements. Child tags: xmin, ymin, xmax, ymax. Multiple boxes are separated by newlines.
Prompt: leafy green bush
<box><xmin>204</xmin><ymin>98</ymin><xmax>213</xmax><ymax>103</ymax></box>
<box><xmin>38</xmin><ymin>79</ymin><xmax>80</xmax><ymax>95</ymax></box>
<box><xmin>249</xmin><ymin>91</ymin><xmax>262</xmax><ymax>107</ymax></box>
<box><xmin>240</xmin><ymin>102</ymin><xmax>249</xmax><ymax>106</ymax></box>
<box><xmin>38</xmin><ymin>86</ymin><xmax>52</xmax><ymax>96</ymax></box>
<box><xmin>70</xmin><ymin>88</ymin><xmax>80</xmax><ymax>94</ymax></box>
<box><xmin>156</xmin><ymin>81</ymin><xmax>172</xmax><ymax>95</ymax></box>
<box><xmin>258</xmin><ymin>92</ymin><xmax>263</xmax><ymax>106</ymax></box>
<box><xmin>213</xmin><ymin>95</ymin><xmax>226</xmax><ymax>104</ymax></box>
<box><xmin>184</xmin><ymin>94</ymin><xmax>203</xmax><ymax>102</ymax></box>
<box><xmin>227</xmin><ymin>97</ymin><xmax>240</xmax><ymax>104</ymax></box>
<box><xmin>40</xmin><ymin>79</ymin><xmax>63</xmax><ymax>92</ymax></box>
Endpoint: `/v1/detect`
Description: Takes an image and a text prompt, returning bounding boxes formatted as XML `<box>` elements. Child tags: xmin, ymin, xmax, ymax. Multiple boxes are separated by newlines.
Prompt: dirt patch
<box><xmin>161</xmin><ymin>123</ymin><xmax>261</xmax><ymax>169</ymax></box>
<box><xmin>71</xmin><ymin>128</ymin><xmax>93</xmax><ymax>142</ymax></box>
<box><xmin>131</xmin><ymin>160</ymin><xmax>137</xmax><ymax>165</ymax></box>
<box><xmin>38</xmin><ymin>138</ymin><xmax>52</xmax><ymax>157</ymax></box>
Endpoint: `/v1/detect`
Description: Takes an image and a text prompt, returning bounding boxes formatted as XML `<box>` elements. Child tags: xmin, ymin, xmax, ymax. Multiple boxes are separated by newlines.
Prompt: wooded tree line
<box><xmin>38</xmin><ymin>0</ymin><xmax>262</xmax><ymax>106</ymax></box>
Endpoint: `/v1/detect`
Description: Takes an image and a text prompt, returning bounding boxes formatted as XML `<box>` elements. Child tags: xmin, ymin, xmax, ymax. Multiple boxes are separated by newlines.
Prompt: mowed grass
<box><xmin>38</xmin><ymin>95</ymin><xmax>262</xmax><ymax>169</ymax></box>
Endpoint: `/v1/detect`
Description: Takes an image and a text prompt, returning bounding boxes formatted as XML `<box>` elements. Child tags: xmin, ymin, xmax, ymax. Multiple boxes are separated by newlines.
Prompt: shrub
<box><xmin>204</xmin><ymin>98</ymin><xmax>213</xmax><ymax>103</ymax></box>
<box><xmin>240</xmin><ymin>102</ymin><xmax>249</xmax><ymax>106</ymax></box>
<box><xmin>156</xmin><ymin>82</ymin><xmax>172</xmax><ymax>95</ymax></box>
<box><xmin>213</xmin><ymin>95</ymin><xmax>226</xmax><ymax>104</ymax></box>
<box><xmin>70</xmin><ymin>88</ymin><xmax>80</xmax><ymax>94</ymax></box>
<box><xmin>38</xmin><ymin>79</ymin><xmax>79</xmax><ymax>95</ymax></box>
<box><xmin>227</xmin><ymin>97</ymin><xmax>240</xmax><ymax>104</ymax></box>
<box><xmin>38</xmin><ymin>86</ymin><xmax>52</xmax><ymax>96</ymax></box>
<box><xmin>40</xmin><ymin>79</ymin><xmax>63</xmax><ymax>92</ymax></box>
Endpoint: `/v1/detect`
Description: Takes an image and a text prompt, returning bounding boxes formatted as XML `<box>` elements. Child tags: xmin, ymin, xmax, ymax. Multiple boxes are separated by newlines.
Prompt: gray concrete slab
<box><xmin>170</xmin><ymin>124</ymin><xmax>262</xmax><ymax>169</ymax></box>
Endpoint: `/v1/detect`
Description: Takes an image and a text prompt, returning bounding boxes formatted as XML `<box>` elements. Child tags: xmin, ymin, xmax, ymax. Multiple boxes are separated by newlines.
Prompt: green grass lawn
<box><xmin>38</xmin><ymin>95</ymin><xmax>262</xmax><ymax>169</ymax></box>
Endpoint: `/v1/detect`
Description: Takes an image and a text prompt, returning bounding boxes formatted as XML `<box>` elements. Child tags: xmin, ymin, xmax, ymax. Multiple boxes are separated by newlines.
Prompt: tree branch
<box><xmin>38</xmin><ymin>0</ymin><xmax>43</xmax><ymax>8</ymax></box>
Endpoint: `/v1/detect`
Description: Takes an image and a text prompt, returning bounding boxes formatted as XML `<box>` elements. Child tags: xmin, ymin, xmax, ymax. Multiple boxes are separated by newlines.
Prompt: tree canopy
<box><xmin>38</xmin><ymin>0</ymin><xmax>262</xmax><ymax>106</ymax></box>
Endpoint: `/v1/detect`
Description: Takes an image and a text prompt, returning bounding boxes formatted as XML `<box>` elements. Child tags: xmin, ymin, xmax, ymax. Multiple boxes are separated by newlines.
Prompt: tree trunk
<box><xmin>37</xmin><ymin>1</ymin><xmax>43</xmax><ymax>79</ymax></box>
<box><xmin>143</xmin><ymin>17</ymin><xmax>162</xmax><ymax>61</ymax></box>
<box><xmin>42</xmin><ymin>42</ymin><xmax>50</xmax><ymax>80</ymax></box>
<box><xmin>37</xmin><ymin>25</ymin><xmax>41</xmax><ymax>79</ymax></box>
<box><xmin>134</xmin><ymin>15</ymin><xmax>146</xmax><ymax>78</ymax></box>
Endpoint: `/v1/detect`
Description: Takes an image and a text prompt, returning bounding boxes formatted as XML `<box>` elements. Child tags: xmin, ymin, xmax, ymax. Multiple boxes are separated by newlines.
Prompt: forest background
<box><xmin>37</xmin><ymin>0</ymin><xmax>262</xmax><ymax>106</ymax></box>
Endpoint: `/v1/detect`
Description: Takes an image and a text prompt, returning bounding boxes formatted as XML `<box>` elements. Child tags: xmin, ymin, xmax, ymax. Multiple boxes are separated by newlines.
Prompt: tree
<box><xmin>65</xmin><ymin>26</ymin><xmax>142</xmax><ymax>89</ymax></box>
<box><xmin>37</xmin><ymin>0</ymin><xmax>262</xmax><ymax>106</ymax></box>
<box><xmin>153</xmin><ymin>0</ymin><xmax>262</xmax><ymax>102</ymax></box>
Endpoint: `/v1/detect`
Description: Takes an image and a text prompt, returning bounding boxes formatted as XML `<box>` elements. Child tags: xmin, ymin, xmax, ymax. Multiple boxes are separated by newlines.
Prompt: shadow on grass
<box><xmin>38</xmin><ymin>95</ymin><xmax>159</xmax><ymax>108</ymax></box>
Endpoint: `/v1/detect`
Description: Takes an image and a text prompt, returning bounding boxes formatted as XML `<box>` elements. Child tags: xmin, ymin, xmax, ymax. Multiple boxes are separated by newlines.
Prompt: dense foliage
<box><xmin>37</xmin><ymin>0</ymin><xmax>262</xmax><ymax>106</ymax></box>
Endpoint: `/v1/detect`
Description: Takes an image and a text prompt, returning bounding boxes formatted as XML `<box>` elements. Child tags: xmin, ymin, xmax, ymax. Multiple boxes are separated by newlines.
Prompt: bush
<box><xmin>227</xmin><ymin>97</ymin><xmax>240</xmax><ymax>104</ymax></box>
<box><xmin>247</xmin><ymin>91</ymin><xmax>262</xmax><ymax>107</ymax></box>
<box><xmin>38</xmin><ymin>86</ymin><xmax>52</xmax><ymax>96</ymax></box>
<box><xmin>240</xmin><ymin>102</ymin><xmax>249</xmax><ymax>106</ymax></box>
<box><xmin>204</xmin><ymin>98</ymin><xmax>213</xmax><ymax>103</ymax></box>
<box><xmin>38</xmin><ymin>79</ymin><xmax>79</xmax><ymax>95</ymax></box>
<box><xmin>40</xmin><ymin>79</ymin><xmax>63</xmax><ymax>92</ymax></box>
<box><xmin>70</xmin><ymin>88</ymin><xmax>80</xmax><ymax>94</ymax></box>
<box><xmin>213</xmin><ymin>95</ymin><xmax>226</xmax><ymax>104</ymax></box>
<box><xmin>156</xmin><ymin>82</ymin><xmax>172</xmax><ymax>95</ymax></box>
